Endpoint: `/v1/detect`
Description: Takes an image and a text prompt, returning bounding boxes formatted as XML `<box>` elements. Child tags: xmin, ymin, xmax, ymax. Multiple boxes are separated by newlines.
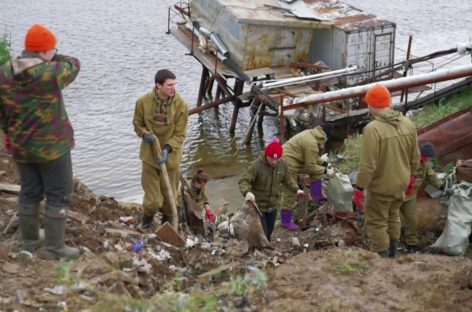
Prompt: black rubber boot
<box><xmin>138</xmin><ymin>214</ymin><xmax>154</xmax><ymax>229</ymax></box>
<box><xmin>38</xmin><ymin>217</ymin><xmax>79</xmax><ymax>260</ymax></box>
<box><xmin>388</xmin><ymin>239</ymin><xmax>399</xmax><ymax>258</ymax></box>
<box><xmin>378</xmin><ymin>250</ymin><xmax>389</xmax><ymax>258</ymax></box>
<box><xmin>406</xmin><ymin>244</ymin><xmax>418</xmax><ymax>254</ymax></box>
<box><xmin>19</xmin><ymin>202</ymin><xmax>42</xmax><ymax>253</ymax></box>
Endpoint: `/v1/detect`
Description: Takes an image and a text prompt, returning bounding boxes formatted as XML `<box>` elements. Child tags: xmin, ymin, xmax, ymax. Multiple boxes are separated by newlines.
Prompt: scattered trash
<box><xmin>152</xmin><ymin>249</ymin><xmax>171</xmax><ymax>262</ymax></box>
<box><xmin>43</xmin><ymin>285</ymin><xmax>67</xmax><ymax>295</ymax></box>
<box><xmin>132</xmin><ymin>255</ymin><xmax>152</xmax><ymax>274</ymax></box>
<box><xmin>291</xmin><ymin>237</ymin><xmax>301</xmax><ymax>249</ymax></box>
<box><xmin>119</xmin><ymin>216</ymin><xmax>136</xmax><ymax>225</ymax></box>
<box><xmin>132</xmin><ymin>240</ymin><xmax>145</xmax><ymax>253</ymax></box>
<box><xmin>185</xmin><ymin>237</ymin><xmax>199</xmax><ymax>248</ymax></box>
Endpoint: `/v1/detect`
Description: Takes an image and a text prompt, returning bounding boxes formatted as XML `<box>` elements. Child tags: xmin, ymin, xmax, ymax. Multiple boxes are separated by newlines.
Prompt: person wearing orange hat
<box><xmin>0</xmin><ymin>24</ymin><xmax>81</xmax><ymax>260</ymax></box>
<box><xmin>239</xmin><ymin>138</ymin><xmax>303</xmax><ymax>240</ymax></box>
<box><xmin>354</xmin><ymin>84</ymin><xmax>419</xmax><ymax>258</ymax></box>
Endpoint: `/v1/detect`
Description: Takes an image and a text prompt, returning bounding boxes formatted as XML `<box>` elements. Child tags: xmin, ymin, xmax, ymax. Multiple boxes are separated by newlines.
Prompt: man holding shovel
<box><xmin>133</xmin><ymin>69</ymin><xmax>188</xmax><ymax>229</ymax></box>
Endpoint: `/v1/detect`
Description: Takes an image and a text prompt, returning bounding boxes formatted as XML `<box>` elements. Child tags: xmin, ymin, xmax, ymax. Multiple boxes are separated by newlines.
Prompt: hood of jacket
<box><xmin>310</xmin><ymin>126</ymin><xmax>328</xmax><ymax>145</ymax></box>
<box><xmin>6</xmin><ymin>51</ymin><xmax>45</xmax><ymax>85</ymax></box>
<box><xmin>374</xmin><ymin>110</ymin><xmax>402</xmax><ymax>128</ymax></box>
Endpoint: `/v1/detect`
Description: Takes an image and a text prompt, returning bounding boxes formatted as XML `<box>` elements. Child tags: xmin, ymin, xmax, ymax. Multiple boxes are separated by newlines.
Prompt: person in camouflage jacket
<box><xmin>0</xmin><ymin>24</ymin><xmax>80</xmax><ymax>260</ymax></box>
<box><xmin>239</xmin><ymin>138</ymin><xmax>303</xmax><ymax>240</ymax></box>
<box><xmin>400</xmin><ymin>142</ymin><xmax>443</xmax><ymax>253</ymax></box>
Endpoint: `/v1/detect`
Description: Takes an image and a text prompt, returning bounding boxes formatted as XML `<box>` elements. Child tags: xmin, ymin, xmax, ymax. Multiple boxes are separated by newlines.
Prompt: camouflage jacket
<box><xmin>283</xmin><ymin>126</ymin><xmax>327</xmax><ymax>180</ymax></box>
<box><xmin>177</xmin><ymin>178</ymin><xmax>210</xmax><ymax>216</ymax></box>
<box><xmin>133</xmin><ymin>88</ymin><xmax>188</xmax><ymax>170</ymax></box>
<box><xmin>357</xmin><ymin>110</ymin><xmax>420</xmax><ymax>199</ymax></box>
<box><xmin>239</xmin><ymin>152</ymin><xmax>299</xmax><ymax>212</ymax></box>
<box><xmin>0</xmin><ymin>52</ymin><xmax>80</xmax><ymax>162</ymax></box>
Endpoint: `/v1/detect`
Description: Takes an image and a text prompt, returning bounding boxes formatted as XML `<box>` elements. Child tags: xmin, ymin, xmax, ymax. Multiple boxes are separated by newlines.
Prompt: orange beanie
<box><xmin>365</xmin><ymin>84</ymin><xmax>391</xmax><ymax>108</ymax></box>
<box><xmin>24</xmin><ymin>24</ymin><xmax>57</xmax><ymax>52</ymax></box>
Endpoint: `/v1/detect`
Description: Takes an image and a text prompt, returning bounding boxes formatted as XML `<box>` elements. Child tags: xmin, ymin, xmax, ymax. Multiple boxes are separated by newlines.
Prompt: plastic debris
<box><xmin>132</xmin><ymin>240</ymin><xmax>144</xmax><ymax>253</ymax></box>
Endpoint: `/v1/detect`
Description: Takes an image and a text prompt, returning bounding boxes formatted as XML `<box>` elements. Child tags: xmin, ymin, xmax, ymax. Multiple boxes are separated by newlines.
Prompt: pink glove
<box><xmin>3</xmin><ymin>134</ymin><xmax>12</xmax><ymax>154</ymax></box>
<box><xmin>353</xmin><ymin>189</ymin><xmax>364</xmax><ymax>210</ymax></box>
<box><xmin>296</xmin><ymin>190</ymin><xmax>307</xmax><ymax>198</ymax></box>
<box><xmin>405</xmin><ymin>176</ymin><xmax>415</xmax><ymax>196</ymax></box>
<box><xmin>205</xmin><ymin>208</ymin><xmax>216</xmax><ymax>224</ymax></box>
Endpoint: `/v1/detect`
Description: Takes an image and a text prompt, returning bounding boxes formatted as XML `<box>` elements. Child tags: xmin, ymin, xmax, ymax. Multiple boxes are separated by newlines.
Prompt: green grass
<box><xmin>0</xmin><ymin>35</ymin><xmax>10</xmax><ymax>65</ymax></box>
<box><xmin>412</xmin><ymin>88</ymin><xmax>472</xmax><ymax>128</ymax></box>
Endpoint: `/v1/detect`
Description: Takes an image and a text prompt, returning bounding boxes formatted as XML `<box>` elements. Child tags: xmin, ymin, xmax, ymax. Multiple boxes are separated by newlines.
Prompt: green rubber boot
<box><xmin>20</xmin><ymin>214</ymin><xmax>42</xmax><ymax>253</ymax></box>
<box><xmin>38</xmin><ymin>217</ymin><xmax>79</xmax><ymax>261</ymax></box>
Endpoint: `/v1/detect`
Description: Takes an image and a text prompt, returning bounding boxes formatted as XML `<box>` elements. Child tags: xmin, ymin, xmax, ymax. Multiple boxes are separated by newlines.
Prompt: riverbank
<box><xmin>1</xmin><ymin>145</ymin><xmax>471</xmax><ymax>311</ymax></box>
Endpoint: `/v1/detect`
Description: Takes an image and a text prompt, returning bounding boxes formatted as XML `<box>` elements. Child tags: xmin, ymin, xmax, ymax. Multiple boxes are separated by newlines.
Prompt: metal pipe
<box><xmin>199</xmin><ymin>27</ymin><xmax>229</xmax><ymax>57</ymax></box>
<box><xmin>260</xmin><ymin>66</ymin><xmax>358</xmax><ymax>90</ymax></box>
<box><xmin>283</xmin><ymin>63</ymin><xmax>472</xmax><ymax>111</ymax></box>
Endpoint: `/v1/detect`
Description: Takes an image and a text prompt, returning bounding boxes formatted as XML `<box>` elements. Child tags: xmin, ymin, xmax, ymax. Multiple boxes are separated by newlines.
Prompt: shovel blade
<box><xmin>156</xmin><ymin>222</ymin><xmax>186</xmax><ymax>247</ymax></box>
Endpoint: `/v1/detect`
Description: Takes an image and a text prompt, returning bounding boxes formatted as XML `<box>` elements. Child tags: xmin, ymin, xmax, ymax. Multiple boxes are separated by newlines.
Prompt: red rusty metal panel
<box><xmin>418</xmin><ymin>107</ymin><xmax>472</xmax><ymax>166</ymax></box>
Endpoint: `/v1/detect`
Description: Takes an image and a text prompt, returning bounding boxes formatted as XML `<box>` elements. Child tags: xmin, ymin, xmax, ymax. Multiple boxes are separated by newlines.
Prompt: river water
<box><xmin>1</xmin><ymin>0</ymin><xmax>470</xmax><ymax>207</ymax></box>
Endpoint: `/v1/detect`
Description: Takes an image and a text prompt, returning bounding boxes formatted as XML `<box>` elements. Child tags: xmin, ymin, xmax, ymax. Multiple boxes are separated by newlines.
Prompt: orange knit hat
<box><xmin>24</xmin><ymin>24</ymin><xmax>57</xmax><ymax>52</ymax></box>
<box><xmin>365</xmin><ymin>84</ymin><xmax>391</xmax><ymax>108</ymax></box>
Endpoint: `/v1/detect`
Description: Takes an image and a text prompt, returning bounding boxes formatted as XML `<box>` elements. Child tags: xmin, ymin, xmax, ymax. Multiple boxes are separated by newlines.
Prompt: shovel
<box><xmin>134</xmin><ymin>123</ymin><xmax>185</xmax><ymax>247</ymax></box>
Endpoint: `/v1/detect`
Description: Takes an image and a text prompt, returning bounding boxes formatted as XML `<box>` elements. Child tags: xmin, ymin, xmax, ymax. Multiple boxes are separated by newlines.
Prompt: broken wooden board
<box><xmin>156</xmin><ymin>222</ymin><xmax>185</xmax><ymax>247</ymax></box>
<box><xmin>0</xmin><ymin>183</ymin><xmax>20</xmax><ymax>194</ymax></box>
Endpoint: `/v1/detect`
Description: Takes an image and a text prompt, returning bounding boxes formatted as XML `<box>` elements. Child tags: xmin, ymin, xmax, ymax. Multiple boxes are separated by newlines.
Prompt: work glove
<box><xmin>3</xmin><ymin>134</ymin><xmax>12</xmax><ymax>154</ymax></box>
<box><xmin>353</xmin><ymin>188</ymin><xmax>365</xmax><ymax>210</ymax></box>
<box><xmin>205</xmin><ymin>208</ymin><xmax>216</xmax><ymax>224</ymax></box>
<box><xmin>143</xmin><ymin>134</ymin><xmax>154</xmax><ymax>144</ymax></box>
<box><xmin>320</xmin><ymin>153</ymin><xmax>329</xmax><ymax>167</ymax></box>
<box><xmin>157</xmin><ymin>145</ymin><xmax>171</xmax><ymax>166</ymax></box>
<box><xmin>326</xmin><ymin>167</ymin><xmax>335</xmax><ymax>178</ymax></box>
<box><xmin>405</xmin><ymin>176</ymin><xmax>415</xmax><ymax>196</ymax></box>
<box><xmin>296</xmin><ymin>190</ymin><xmax>306</xmax><ymax>197</ymax></box>
<box><xmin>245</xmin><ymin>191</ymin><xmax>255</xmax><ymax>202</ymax></box>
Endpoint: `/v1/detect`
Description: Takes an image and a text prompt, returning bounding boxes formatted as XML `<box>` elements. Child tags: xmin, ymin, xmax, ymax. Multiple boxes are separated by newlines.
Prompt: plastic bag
<box><xmin>327</xmin><ymin>168</ymin><xmax>353</xmax><ymax>212</ymax></box>
<box><xmin>431</xmin><ymin>170</ymin><xmax>472</xmax><ymax>256</ymax></box>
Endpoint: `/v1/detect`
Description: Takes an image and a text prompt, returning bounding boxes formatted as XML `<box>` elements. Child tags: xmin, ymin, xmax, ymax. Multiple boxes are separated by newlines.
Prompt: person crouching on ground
<box><xmin>0</xmin><ymin>24</ymin><xmax>81</xmax><ymax>260</ymax></box>
<box><xmin>354</xmin><ymin>84</ymin><xmax>419</xmax><ymax>258</ymax></box>
<box><xmin>281</xmin><ymin>126</ymin><xmax>332</xmax><ymax>231</ymax></box>
<box><xmin>239</xmin><ymin>138</ymin><xmax>304</xmax><ymax>241</ymax></box>
<box><xmin>400</xmin><ymin>141</ymin><xmax>444</xmax><ymax>253</ymax></box>
<box><xmin>178</xmin><ymin>168</ymin><xmax>217</xmax><ymax>224</ymax></box>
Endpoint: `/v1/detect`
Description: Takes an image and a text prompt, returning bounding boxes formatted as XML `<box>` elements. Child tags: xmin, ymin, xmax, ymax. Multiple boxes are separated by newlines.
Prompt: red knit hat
<box><xmin>25</xmin><ymin>24</ymin><xmax>57</xmax><ymax>52</ymax></box>
<box><xmin>265</xmin><ymin>138</ymin><xmax>283</xmax><ymax>159</ymax></box>
<box><xmin>365</xmin><ymin>84</ymin><xmax>391</xmax><ymax>108</ymax></box>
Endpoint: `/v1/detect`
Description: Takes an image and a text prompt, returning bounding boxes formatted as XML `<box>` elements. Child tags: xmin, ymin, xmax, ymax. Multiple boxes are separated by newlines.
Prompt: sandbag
<box><xmin>431</xmin><ymin>174</ymin><xmax>472</xmax><ymax>256</ymax></box>
<box><xmin>456</xmin><ymin>159</ymin><xmax>472</xmax><ymax>183</ymax></box>
<box><xmin>327</xmin><ymin>168</ymin><xmax>353</xmax><ymax>212</ymax></box>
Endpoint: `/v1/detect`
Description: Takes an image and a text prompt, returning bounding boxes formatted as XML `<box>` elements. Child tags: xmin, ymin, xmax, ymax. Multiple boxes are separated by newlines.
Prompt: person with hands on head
<box><xmin>0</xmin><ymin>24</ymin><xmax>81</xmax><ymax>260</ymax></box>
<box><xmin>355</xmin><ymin>84</ymin><xmax>419</xmax><ymax>258</ymax></box>
<box><xmin>133</xmin><ymin>69</ymin><xmax>188</xmax><ymax>229</ymax></box>
<box><xmin>400</xmin><ymin>141</ymin><xmax>444</xmax><ymax>253</ymax></box>
<box><xmin>239</xmin><ymin>138</ymin><xmax>303</xmax><ymax>241</ymax></box>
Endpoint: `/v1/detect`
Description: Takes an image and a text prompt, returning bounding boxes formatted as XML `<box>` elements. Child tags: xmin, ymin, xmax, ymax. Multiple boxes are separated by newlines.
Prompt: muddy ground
<box><xmin>0</xmin><ymin>150</ymin><xmax>471</xmax><ymax>312</ymax></box>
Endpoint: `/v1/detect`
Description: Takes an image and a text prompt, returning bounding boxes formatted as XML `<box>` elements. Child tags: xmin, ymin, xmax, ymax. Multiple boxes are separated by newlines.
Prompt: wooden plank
<box><xmin>0</xmin><ymin>183</ymin><xmax>20</xmax><ymax>194</ymax></box>
<box><xmin>198</xmin><ymin>262</ymin><xmax>238</xmax><ymax>279</ymax></box>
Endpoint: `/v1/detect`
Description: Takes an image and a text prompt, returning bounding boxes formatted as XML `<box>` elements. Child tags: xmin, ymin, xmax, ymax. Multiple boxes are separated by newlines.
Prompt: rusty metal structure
<box><xmin>167</xmin><ymin>0</ymin><xmax>472</xmax><ymax>143</ymax></box>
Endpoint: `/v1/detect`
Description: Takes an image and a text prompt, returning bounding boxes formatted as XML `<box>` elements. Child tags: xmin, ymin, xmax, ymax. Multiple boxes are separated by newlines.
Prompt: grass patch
<box><xmin>412</xmin><ymin>88</ymin><xmax>472</xmax><ymax>128</ymax></box>
<box><xmin>0</xmin><ymin>35</ymin><xmax>10</xmax><ymax>65</ymax></box>
<box><xmin>335</xmin><ymin>134</ymin><xmax>362</xmax><ymax>174</ymax></box>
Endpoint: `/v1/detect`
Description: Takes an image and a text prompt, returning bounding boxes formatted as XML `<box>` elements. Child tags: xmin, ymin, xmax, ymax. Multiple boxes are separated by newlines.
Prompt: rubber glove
<box><xmin>205</xmin><ymin>208</ymin><xmax>216</xmax><ymax>224</ymax></box>
<box><xmin>296</xmin><ymin>190</ymin><xmax>306</xmax><ymax>197</ymax></box>
<box><xmin>245</xmin><ymin>191</ymin><xmax>255</xmax><ymax>202</ymax></box>
<box><xmin>353</xmin><ymin>188</ymin><xmax>365</xmax><ymax>210</ymax></box>
<box><xmin>157</xmin><ymin>145</ymin><xmax>171</xmax><ymax>166</ymax></box>
<box><xmin>405</xmin><ymin>176</ymin><xmax>415</xmax><ymax>196</ymax></box>
<box><xmin>3</xmin><ymin>134</ymin><xmax>12</xmax><ymax>154</ymax></box>
<box><xmin>144</xmin><ymin>134</ymin><xmax>154</xmax><ymax>144</ymax></box>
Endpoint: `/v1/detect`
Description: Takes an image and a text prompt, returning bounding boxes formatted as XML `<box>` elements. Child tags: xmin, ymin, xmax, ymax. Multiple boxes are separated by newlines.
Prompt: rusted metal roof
<box><xmin>276</xmin><ymin>0</ymin><xmax>395</xmax><ymax>30</ymax></box>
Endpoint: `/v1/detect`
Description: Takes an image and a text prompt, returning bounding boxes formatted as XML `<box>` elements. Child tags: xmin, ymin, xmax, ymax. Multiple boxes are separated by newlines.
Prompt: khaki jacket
<box><xmin>239</xmin><ymin>153</ymin><xmax>299</xmax><ymax>212</ymax></box>
<box><xmin>357</xmin><ymin>110</ymin><xmax>419</xmax><ymax>198</ymax></box>
<box><xmin>405</xmin><ymin>160</ymin><xmax>444</xmax><ymax>200</ymax></box>
<box><xmin>133</xmin><ymin>88</ymin><xmax>188</xmax><ymax>170</ymax></box>
<box><xmin>283</xmin><ymin>127</ymin><xmax>327</xmax><ymax>180</ymax></box>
